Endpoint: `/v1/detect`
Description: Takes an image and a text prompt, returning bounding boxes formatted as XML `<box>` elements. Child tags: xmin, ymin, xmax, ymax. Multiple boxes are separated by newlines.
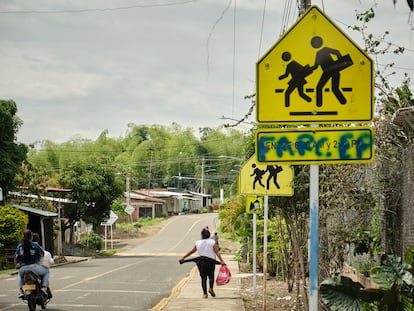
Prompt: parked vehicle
<box><xmin>21</xmin><ymin>270</ymin><xmax>51</xmax><ymax>311</ymax></box>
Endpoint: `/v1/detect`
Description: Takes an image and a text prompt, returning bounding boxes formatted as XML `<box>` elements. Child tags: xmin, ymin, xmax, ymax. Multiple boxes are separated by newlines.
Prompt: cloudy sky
<box><xmin>1</xmin><ymin>0</ymin><xmax>413</xmax><ymax>144</ymax></box>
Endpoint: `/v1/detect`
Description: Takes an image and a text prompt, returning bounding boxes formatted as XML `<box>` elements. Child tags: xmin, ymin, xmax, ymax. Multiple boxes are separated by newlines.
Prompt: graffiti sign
<box><xmin>256</xmin><ymin>126</ymin><xmax>374</xmax><ymax>164</ymax></box>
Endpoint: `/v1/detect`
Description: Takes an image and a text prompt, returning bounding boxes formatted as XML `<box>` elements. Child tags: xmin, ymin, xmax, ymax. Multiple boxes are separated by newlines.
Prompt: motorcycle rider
<box><xmin>15</xmin><ymin>229</ymin><xmax>48</xmax><ymax>298</ymax></box>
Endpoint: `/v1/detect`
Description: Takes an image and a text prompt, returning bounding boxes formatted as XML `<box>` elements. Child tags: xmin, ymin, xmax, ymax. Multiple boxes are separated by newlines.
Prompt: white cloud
<box><xmin>0</xmin><ymin>0</ymin><xmax>413</xmax><ymax>144</ymax></box>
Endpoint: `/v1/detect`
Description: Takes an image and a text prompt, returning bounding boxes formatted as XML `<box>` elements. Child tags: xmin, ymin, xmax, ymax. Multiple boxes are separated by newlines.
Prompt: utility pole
<box><xmin>200</xmin><ymin>157</ymin><xmax>205</xmax><ymax>194</ymax></box>
<box><xmin>148</xmin><ymin>150</ymin><xmax>153</xmax><ymax>191</ymax></box>
<box><xmin>126</xmin><ymin>175</ymin><xmax>132</xmax><ymax>222</ymax></box>
<box><xmin>299</xmin><ymin>0</ymin><xmax>311</xmax><ymax>15</ymax></box>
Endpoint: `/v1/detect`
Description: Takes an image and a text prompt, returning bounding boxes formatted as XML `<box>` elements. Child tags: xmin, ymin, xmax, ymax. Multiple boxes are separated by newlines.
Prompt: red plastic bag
<box><xmin>216</xmin><ymin>265</ymin><xmax>231</xmax><ymax>286</ymax></box>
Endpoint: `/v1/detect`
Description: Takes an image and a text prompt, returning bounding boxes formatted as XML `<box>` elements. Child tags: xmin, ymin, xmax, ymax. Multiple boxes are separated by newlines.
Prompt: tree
<box><xmin>0</xmin><ymin>99</ymin><xmax>28</xmax><ymax>199</ymax></box>
<box><xmin>0</xmin><ymin>205</ymin><xmax>28</xmax><ymax>248</ymax></box>
<box><xmin>58</xmin><ymin>160</ymin><xmax>123</xmax><ymax>242</ymax></box>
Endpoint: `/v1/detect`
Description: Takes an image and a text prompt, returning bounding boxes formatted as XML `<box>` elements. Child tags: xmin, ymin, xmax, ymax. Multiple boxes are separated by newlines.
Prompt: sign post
<box><xmin>246</xmin><ymin>195</ymin><xmax>263</xmax><ymax>297</ymax></box>
<box><xmin>309</xmin><ymin>163</ymin><xmax>319</xmax><ymax>308</ymax></box>
<box><xmin>240</xmin><ymin>156</ymin><xmax>294</xmax><ymax>305</ymax></box>
<box><xmin>255</xmin><ymin>6</ymin><xmax>374</xmax><ymax>310</ymax></box>
<box><xmin>101</xmin><ymin>211</ymin><xmax>119</xmax><ymax>250</ymax></box>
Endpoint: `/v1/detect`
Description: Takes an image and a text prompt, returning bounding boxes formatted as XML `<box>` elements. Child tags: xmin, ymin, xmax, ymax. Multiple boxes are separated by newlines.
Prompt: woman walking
<box><xmin>180</xmin><ymin>228</ymin><xmax>226</xmax><ymax>298</ymax></box>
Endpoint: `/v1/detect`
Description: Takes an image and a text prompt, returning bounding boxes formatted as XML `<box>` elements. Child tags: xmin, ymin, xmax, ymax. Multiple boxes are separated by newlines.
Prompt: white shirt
<box><xmin>39</xmin><ymin>250</ymin><xmax>54</xmax><ymax>268</ymax></box>
<box><xmin>195</xmin><ymin>238</ymin><xmax>216</xmax><ymax>259</ymax></box>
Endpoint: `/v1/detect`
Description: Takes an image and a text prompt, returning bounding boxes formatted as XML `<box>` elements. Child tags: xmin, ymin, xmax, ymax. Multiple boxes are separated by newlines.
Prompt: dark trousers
<box><xmin>179</xmin><ymin>256</ymin><xmax>221</xmax><ymax>295</ymax></box>
<box><xmin>198</xmin><ymin>260</ymin><xmax>216</xmax><ymax>294</ymax></box>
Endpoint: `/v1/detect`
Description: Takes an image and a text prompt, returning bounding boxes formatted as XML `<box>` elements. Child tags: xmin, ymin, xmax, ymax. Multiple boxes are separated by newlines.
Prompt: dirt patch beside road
<box><xmin>240</xmin><ymin>276</ymin><xmax>306</xmax><ymax>310</ymax></box>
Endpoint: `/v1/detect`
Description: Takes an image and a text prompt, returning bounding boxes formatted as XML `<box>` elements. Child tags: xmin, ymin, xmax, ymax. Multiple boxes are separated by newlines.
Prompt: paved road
<box><xmin>0</xmin><ymin>213</ymin><xmax>219</xmax><ymax>311</ymax></box>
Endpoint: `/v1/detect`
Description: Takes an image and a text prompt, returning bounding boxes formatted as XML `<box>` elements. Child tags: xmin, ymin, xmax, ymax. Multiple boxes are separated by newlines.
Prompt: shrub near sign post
<box><xmin>255</xmin><ymin>6</ymin><xmax>374</xmax><ymax>310</ymax></box>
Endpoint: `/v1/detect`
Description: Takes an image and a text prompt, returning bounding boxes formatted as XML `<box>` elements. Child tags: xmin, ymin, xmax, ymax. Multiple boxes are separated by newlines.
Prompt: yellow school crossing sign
<box><xmin>246</xmin><ymin>196</ymin><xmax>263</xmax><ymax>214</ymax></box>
<box><xmin>239</xmin><ymin>155</ymin><xmax>294</xmax><ymax>196</ymax></box>
<box><xmin>256</xmin><ymin>6</ymin><xmax>373</xmax><ymax>124</ymax></box>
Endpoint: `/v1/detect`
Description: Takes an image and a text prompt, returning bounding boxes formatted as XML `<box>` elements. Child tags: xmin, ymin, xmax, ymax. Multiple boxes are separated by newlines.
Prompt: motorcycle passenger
<box><xmin>32</xmin><ymin>233</ymin><xmax>54</xmax><ymax>298</ymax></box>
<box><xmin>15</xmin><ymin>229</ymin><xmax>47</xmax><ymax>298</ymax></box>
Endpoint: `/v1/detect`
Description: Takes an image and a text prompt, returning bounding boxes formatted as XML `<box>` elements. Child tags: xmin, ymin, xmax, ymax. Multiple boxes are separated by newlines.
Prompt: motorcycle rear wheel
<box><xmin>27</xmin><ymin>296</ymin><xmax>37</xmax><ymax>311</ymax></box>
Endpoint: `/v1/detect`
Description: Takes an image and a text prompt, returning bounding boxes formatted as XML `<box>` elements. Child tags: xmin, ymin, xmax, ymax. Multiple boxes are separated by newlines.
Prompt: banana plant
<box><xmin>320</xmin><ymin>254</ymin><xmax>414</xmax><ymax>311</ymax></box>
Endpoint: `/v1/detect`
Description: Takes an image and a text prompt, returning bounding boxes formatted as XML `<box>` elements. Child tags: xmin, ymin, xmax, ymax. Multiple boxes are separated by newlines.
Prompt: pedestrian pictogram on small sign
<box><xmin>246</xmin><ymin>196</ymin><xmax>263</xmax><ymax>214</ymax></box>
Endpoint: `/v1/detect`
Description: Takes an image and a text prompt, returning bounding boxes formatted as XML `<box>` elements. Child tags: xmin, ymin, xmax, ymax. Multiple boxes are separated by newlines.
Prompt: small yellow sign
<box><xmin>246</xmin><ymin>196</ymin><xmax>263</xmax><ymax>214</ymax></box>
<box><xmin>239</xmin><ymin>155</ymin><xmax>294</xmax><ymax>196</ymax></box>
<box><xmin>256</xmin><ymin>6</ymin><xmax>373</xmax><ymax>124</ymax></box>
<box><xmin>256</xmin><ymin>126</ymin><xmax>374</xmax><ymax>164</ymax></box>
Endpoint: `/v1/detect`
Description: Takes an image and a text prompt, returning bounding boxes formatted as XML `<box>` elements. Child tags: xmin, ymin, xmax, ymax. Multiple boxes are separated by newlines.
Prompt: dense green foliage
<box><xmin>23</xmin><ymin>124</ymin><xmax>246</xmax><ymax>198</ymax></box>
<box><xmin>10</xmin><ymin>123</ymin><xmax>246</xmax><ymax>244</ymax></box>
<box><xmin>0</xmin><ymin>100</ymin><xmax>28</xmax><ymax>196</ymax></box>
<box><xmin>0</xmin><ymin>206</ymin><xmax>28</xmax><ymax>248</ymax></box>
<box><xmin>80</xmin><ymin>231</ymin><xmax>103</xmax><ymax>251</ymax></box>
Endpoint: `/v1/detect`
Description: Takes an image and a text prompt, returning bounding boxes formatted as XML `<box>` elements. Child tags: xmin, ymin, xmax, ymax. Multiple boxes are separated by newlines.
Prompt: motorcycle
<box><xmin>21</xmin><ymin>270</ymin><xmax>52</xmax><ymax>311</ymax></box>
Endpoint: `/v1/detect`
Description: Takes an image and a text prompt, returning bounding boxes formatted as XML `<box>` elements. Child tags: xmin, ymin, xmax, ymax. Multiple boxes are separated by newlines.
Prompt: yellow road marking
<box><xmin>150</xmin><ymin>266</ymin><xmax>197</xmax><ymax>311</ymax></box>
<box><xmin>57</xmin><ymin>257</ymin><xmax>151</xmax><ymax>291</ymax></box>
<box><xmin>169</xmin><ymin>218</ymin><xmax>203</xmax><ymax>251</ymax></box>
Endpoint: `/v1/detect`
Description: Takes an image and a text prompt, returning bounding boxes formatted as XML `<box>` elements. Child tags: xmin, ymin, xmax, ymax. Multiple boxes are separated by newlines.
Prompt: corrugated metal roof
<box><xmin>9</xmin><ymin>191</ymin><xmax>75</xmax><ymax>203</ymax></box>
<box><xmin>125</xmin><ymin>191</ymin><xmax>165</xmax><ymax>203</ymax></box>
<box><xmin>131</xmin><ymin>189</ymin><xmax>203</xmax><ymax>201</ymax></box>
<box><xmin>13</xmin><ymin>205</ymin><xmax>58</xmax><ymax>217</ymax></box>
<box><xmin>189</xmin><ymin>191</ymin><xmax>213</xmax><ymax>198</ymax></box>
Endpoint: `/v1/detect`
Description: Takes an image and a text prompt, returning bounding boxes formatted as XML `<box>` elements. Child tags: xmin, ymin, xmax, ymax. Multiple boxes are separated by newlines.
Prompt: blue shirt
<box><xmin>15</xmin><ymin>241</ymin><xmax>44</xmax><ymax>265</ymax></box>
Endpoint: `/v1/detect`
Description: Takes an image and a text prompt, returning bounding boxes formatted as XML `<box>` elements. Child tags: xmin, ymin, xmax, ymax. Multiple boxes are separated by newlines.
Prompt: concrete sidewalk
<box><xmin>154</xmin><ymin>254</ymin><xmax>245</xmax><ymax>311</ymax></box>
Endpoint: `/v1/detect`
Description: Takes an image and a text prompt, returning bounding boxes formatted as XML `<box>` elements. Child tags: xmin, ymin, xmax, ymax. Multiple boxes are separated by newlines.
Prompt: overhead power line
<box><xmin>205</xmin><ymin>0</ymin><xmax>233</xmax><ymax>81</ymax></box>
<box><xmin>0</xmin><ymin>0</ymin><xmax>198</xmax><ymax>14</ymax></box>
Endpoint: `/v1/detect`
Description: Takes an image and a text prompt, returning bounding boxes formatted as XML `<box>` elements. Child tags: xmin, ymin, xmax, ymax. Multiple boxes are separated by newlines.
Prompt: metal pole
<box><xmin>179</xmin><ymin>151</ymin><xmax>182</xmax><ymax>189</ymax></box>
<box><xmin>104</xmin><ymin>225</ymin><xmax>107</xmax><ymax>251</ymax></box>
<box><xmin>309</xmin><ymin>164</ymin><xmax>319</xmax><ymax>310</ymax></box>
<box><xmin>58</xmin><ymin>203</ymin><xmax>62</xmax><ymax>257</ymax></box>
<box><xmin>299</xmin><ymin>3</ymin><xmax>316</xmax><ymax>309</ymax></box>
<box><xmin>110</xmin><ymin>224</ymin><xmax>113</xmax><ymax>249</ymax></box>
<box><xmin>253</xmin><ymin>213</ymin><xmax>257</xmax><ymax>297</ymax></box>
<box><xmin>262</xmin><ymin>195</ymin><xmax>268</xmax><ymax>310</ymax></box>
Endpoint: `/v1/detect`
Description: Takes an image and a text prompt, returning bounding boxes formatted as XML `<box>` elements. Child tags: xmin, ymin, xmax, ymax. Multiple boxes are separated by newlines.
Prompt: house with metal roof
<box><xmin>135</xmin><ymin>189</ymin><xmax>207</xmax><ymax>215</ymax></box>
<box><xmin>12</xmin><ymin>204</ymin><xmax>58</xmax><ymax>256</ymax></box>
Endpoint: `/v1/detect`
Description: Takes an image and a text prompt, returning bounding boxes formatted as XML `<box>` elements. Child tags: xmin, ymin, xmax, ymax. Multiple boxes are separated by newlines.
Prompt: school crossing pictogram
<box><xmin>256</xmin><ymin>6</ymin><xmax>373</xmax><ymax>124</ymax></box>
<box><xmin>239</xmin><ymin>155</ymin><xmax>293</xmax><ymax>196</ymax></box>
<box><xmin>250</xmin><ymin>164</ymin><xmax>283</xmax><ymax>190</ymax></box>
<box><xmin>277</xmin><ymin>36</ymin><xmax>353</xmax><ymax>108</ymax></box>
<box><xmin>246</xmin><ymin>196</ymin><xmax>263</xmax><ymax>214</ymax></box>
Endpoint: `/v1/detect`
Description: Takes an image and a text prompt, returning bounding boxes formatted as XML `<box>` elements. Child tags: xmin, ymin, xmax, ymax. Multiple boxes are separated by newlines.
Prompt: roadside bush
<box><xmin>0</xmin><ymin>205</ymin><xmax>28</xmax><ymax>249</ymax></box>
<box><xmin>79</xmin><ymin>232</ymin><xmax>103</xmax><ymax>251</ymax></box>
